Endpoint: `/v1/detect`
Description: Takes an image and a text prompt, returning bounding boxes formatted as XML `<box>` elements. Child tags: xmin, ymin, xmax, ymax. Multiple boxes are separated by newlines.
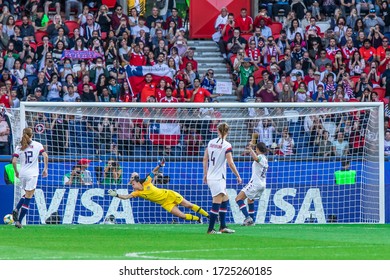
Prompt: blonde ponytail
<box><xmin>217</xmin><ymin>122</ymin><xmax>230</xmax><ymax>139</ymax></box>
<box><xmin>20</xmin><ymin>127</ymin><xmax>33</xmax><ymax>151</ymax></box>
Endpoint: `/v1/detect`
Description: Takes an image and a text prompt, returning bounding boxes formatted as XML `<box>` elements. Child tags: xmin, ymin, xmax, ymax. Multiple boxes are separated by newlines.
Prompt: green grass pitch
<box><xmin>1</xmin><ymin>224</ymin><xmax>390</xmax><ymax>260</ymax></box>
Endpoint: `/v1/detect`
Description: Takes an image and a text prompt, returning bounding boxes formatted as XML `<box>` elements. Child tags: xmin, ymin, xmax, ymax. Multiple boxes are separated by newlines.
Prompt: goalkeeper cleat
<box><xmin>219</xmin><ymin>227</ymin><xmax>235</xmax><ymax>234</ymax></box>
<box><xmin>241</xmin><ymin>217</ymin><xmax>254</xmax><ymax>226</ymax></box>
<box><xmin>12</xmin><ymin>209</ymin><xmax>19</xmax><ymax>223</ymax></box>
<box><xmin>207</xmin><ymin>229</ymin><xmax>222</xmax><ymax>234</ymax></box>
<box><xmin>15</xmin><ymin>221</ymin><xmax>23</xmax><ymax>229</ymax></box>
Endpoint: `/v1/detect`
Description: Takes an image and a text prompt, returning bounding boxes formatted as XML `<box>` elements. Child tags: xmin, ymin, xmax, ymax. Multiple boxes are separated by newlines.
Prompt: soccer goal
<box><xmin>9</xmin><ymin>102</ymin><xmax>384</xmax><ymax>225</ymax></box>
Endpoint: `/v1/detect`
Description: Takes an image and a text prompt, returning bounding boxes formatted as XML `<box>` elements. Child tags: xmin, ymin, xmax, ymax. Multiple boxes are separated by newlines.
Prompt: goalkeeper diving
<box><xmin>107</xmin><ymin>158</ymin><xmax>210</xmax><ymax>222</ymax></box>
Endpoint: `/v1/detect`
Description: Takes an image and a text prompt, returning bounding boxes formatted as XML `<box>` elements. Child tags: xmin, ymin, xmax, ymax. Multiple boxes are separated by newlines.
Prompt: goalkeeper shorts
<box><xmin>161</xmin><ymin>190</ymin><xmax>184</xmax><ymax>212</ymax></box>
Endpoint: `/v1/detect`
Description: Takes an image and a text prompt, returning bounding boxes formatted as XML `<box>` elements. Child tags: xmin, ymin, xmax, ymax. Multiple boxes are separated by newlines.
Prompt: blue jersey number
<box><xmin>210</xmin><ymin>151</ymin><xmax>216</xmax><ymax>166</ymax></box>
<box><xmin>24</xmin><ymin>151</ymin><xmax>33</xmax><ymax>164</ymax></box>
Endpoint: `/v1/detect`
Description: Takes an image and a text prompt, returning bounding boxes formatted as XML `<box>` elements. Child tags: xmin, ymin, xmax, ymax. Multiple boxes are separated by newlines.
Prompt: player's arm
<box><xmin>203</xmin><ymin>148</ymin><xmax>209</xmax><ymax>184</ymax></box>
<box><xmin>248</xmin><ymin>145</ymin><xmax>260</xmax><ymax>162</ymax></box>
<box><xmin>108</xmin><ymin>190</ymin><xmax>134</xmax><ymax>200</ymax></box>
<box><xmin>41</xmin><ymin>151</ymin><xmax>49</xmax><ymax>178</ymax></box>
<box><xmin>226</xmin><ymin>152</ymin><xmax>242</xmax><ymax>184</ymax></box>
<box><xmin>151</xmin><ymin>158</ymin><xmax>166</xmax><ymax>174</ymax></box>
<box><xmin>12</xmin><ymin>155</ymin><xmax>19</xmax><ymax>178</ymax></box>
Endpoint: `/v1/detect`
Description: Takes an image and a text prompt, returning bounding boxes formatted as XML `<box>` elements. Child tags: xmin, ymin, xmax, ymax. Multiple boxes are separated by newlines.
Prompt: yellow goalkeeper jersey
<box><xmin>130</xmin><ymin>173</ymin><xmax>169</xmax><ymax>205</ymax></box>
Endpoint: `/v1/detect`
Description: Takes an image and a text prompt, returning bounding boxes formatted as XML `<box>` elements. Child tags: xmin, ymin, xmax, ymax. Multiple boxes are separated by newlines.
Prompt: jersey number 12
<box><xmin>24</xmin><ymin>151</ymin><xmax>33</xmax><ymax>164</ymax></box>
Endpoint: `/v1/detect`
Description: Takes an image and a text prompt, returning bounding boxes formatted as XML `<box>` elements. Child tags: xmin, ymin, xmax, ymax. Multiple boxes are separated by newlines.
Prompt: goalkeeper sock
<box><xmin>236</xmin><ymin>200</ymin><xmax>249</xmax><ymax>218</ymax></box>
<box><xmin>219</xmin><ymin>200</ymin><xmax>229</xmax><ymax>229</ymax></box>
<box><xmin>18</xmin><ymin>197</ymin><xmax>31</xmax><ymax>222</ymax></box>
<box><xmin>185</xmin><ymin>214</ymin><xmax>200</xmax><ymax>221</ymax></box>
<box><xmin>15</xmin><ymin>195</ymin><xmax>25</xmax><ymax>211</ymax></box>
<box><xmin>191</xmin><ymin>204</ymin><xmax>209</xmax><ymax>218</ymax></box>
<box><xmin>208</xmin><ymin>203</ymin><xmax>221</xmax><ymax>232</ymax></box>
<box><xmin>248</xmin><ymin>203</ymin><xmax>255</xmax><ymax>220</ymax></box>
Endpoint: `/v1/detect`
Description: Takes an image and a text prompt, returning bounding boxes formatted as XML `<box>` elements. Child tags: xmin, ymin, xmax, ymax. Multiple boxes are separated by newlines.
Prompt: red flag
<box><xmin>125</xmin><ymin>64</ymin><xmax>175</xmax><ymax>95</ymax></box>
<box><xmin>149</xmin><ymin>122</ymin><xmax>181</xmax><ymax>146</ymax></box>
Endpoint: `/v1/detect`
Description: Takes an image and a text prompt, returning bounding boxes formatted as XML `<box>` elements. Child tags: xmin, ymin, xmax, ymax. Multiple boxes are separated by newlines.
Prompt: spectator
<box><xmin>277</xmin><ymin>129</ymin><xmax>295</xmax><ymax>155</ymax></box>
<box><xmin>80</xmin><ymin>14</ymin><xmax>101</xmax><ymax>41</ymax></box>
<box><xmin>315</xmin><ymin>130</ymin><xmax>333</xmax><ymax>156</ymax></box>
<box><xmin>47</xmin><ymin>15</ymin><xmax>69</xmax><ymax>38</ymax></box>
<box><xmin>257</xmin><ymin>79</ymin><xmax>279</xmax><ymax>102</ymax></box>
<box><xmin>235</xmin><ymin>8</ymin><xmax>253</xmax><ymax>35</ymax></box>
<box><xmin>200</xmin><ymin>68</ymin><xmax>217</xmax><ymax>94</ymax></box>
<box><xmin>46</xmin><ymin>73</ymin><xmax>62</xmax><ymax>101</ymax></box>
<box><xmin>363</xmin><ymin>8</ymin><xmax>385</xmax><ymax>34</ymax></box>
<box><xmin>333</xmin><ymin>132</ymin><xmax>349</xmax><ymax>156</ymax></box>
<box><xmin>174</xmin><ymin>80</ymin><xmax>192</xmax><ymax>102</ymax></box>
<box><xmin>63</xmin><ymin>165</ymin><xmax>84</xmax><ymax>185</ymax></box>
<box><xmin>77</xmin><ymin>158</ymin><xmax>93</xmax><ymax>185</ymax></box>
<box><xmin>80</xmin><ymin>83</ymin><xmax>98</xmax><ymax>102</ymax></box>
<box><xmin>103</xmin><ymin>159</ymin><xmax>122</xmax><ymax>184</ymax></box>
<box><xmin>312</xmin><ymin>84</ymin><xmax>329</xmax><ymax>102</ymax></box>
<box><xmin>50</xmin><ymin>113</ymin><xmax>69</xmax><ymax>155</ymax></box>
<box><xmin>385</xmin><ymin>131</ymin><xmax>390</xmax><ymax>156</ymax></box>
<box><xmin>184</xmin><ymin>125</ymin><xmax>203</xmax><ymax>156</ymax></box>
<box><xmin>166</xmin><ymin>7</ymin><xmax>183</xmax><ymax>29</ymax></box>
<box><xmin>63</xmin><ymin>85</ymin><xmax>80</xmax><ymax>102</ymax></box>
<box><xmin>131</xmin><ymin>16</ymin><xmax>150</xmax><ymax>39</ymax></box>
<box><xmin>190</xmin><ymin>78</ymin><xmax>221</xmax><ymax>103</ymax></box>
<box><xmin>147</xmin><ymin>6</ymin><xmax>164</xmax><ymax>29</ymax></box>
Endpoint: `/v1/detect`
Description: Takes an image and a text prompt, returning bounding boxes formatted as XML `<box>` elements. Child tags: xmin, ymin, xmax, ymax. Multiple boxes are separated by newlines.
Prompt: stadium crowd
<box><xmin>0</xmin><ymin>0</ymin><xmax>388</xmax><ymax>158</ymax></box>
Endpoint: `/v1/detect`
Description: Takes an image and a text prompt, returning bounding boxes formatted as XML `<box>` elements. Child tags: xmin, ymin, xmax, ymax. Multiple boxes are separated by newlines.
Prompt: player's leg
<box><xmin>236</xmin><ymin>190</ymin><xmax>250</xmax><ymax>222</ymax></box>
<box><xmin>208</xmin><ymin>192</ymin><xmax>224</xmax><ymax>234</ymax></box>
<box><xmin>247</xmin><ymin>198</ymin><xmax>255</xmax><ymax>221</ymax></box>
<box><xmin>15</xmin><ymin>177</ymin><xmax>37</xmax><ymax>228</ymax></box>
<box><xmin>179</xmin><ymin>198</ymin><xmax>209</xmax><ymax>218</ymax></box>
<box><xmin>169</xmin><ymin>206</ymin><xmax>200</xmax><ymax>222</ymax></box>
<box><xmin>13</xmin><ymin>177</ymin><xmax>27</xmax><ymax>222</ymax></box>
<box><xmin>218</xmin><ymin>195</ymin><xmax>235</xmax><ymax>233</ymax></box>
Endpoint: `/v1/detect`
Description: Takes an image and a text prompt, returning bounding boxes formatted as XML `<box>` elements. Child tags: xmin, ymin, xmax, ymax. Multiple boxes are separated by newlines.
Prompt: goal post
<box><xmin>11</xmin><ymin>101</ymin><xmax>384</xmax><ymax>225</ymax></box>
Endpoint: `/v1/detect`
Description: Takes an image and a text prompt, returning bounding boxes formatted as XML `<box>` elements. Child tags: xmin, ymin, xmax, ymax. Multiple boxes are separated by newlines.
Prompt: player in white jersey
<box><xmin>12</xmin><ymin>127</ymin><xmax>49</xmax><ymax>228</ymax></box>
<box><xmin>235</xmin><ymin>142</ymin><xmax>268</xmax><ymax>226</ymax></box>
<box><xmin>203</xmin><ymin>122</ymin><xmax>242</xmax><ymax>234</ymax></box>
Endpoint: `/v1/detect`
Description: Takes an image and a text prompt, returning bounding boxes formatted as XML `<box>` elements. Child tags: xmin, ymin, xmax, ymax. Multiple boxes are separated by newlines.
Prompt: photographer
<box><xmin>227</xmin><ymin>28</ymin><xmax>247</xmax><ymax>61</ymax></box>
<box><xmin>103</xmin><ymin>159</ymin><xmax>122</xmax><ymax>185</ymax></box>
<box><xmin>63</xmin><ymin>165</ymin><xmax>84</xmax><ymax>185</ymax></box>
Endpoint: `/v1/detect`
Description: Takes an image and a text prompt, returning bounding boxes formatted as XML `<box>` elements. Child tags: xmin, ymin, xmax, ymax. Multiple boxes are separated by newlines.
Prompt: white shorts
<box><xmin>20</xmin><ymin>176</ymin><xmax>38</xmax><ymax>191</ymax></box>
<box><xmin>242</xmin><ymin>182</ymin><xmax>265</xmax><ymax>200</ymax></box>
<box><xmin>208</xmin><ymin>179</ymin><xmax>227</xmax><ymax>197</ymax></box>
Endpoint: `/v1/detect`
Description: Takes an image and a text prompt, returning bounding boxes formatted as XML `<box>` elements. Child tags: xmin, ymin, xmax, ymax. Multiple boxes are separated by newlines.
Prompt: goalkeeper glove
<box><xmin>108</xmin><ymin>189</ymin><xmax>118</xmax><ymax>197</ymax></box>
<box><xmin>158</xmin><ymin>157</ymin><xmax>166</xmax><ymax>167</ymax></box>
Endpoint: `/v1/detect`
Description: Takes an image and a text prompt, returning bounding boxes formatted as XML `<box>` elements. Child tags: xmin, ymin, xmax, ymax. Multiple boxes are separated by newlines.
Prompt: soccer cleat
<box><xmin>197</xmin><ymin>217</ymin><xmax>203</xmax><ymax>224</ymax></box>
<box><xmin>207</xmin><ymin>229</ymin><xmax>222</xmax><ymax>234</ymax></box>
<box><xmin>14</xmin><ymin>221</ymin><xmax>23</xmax><ymax>229</ymax></box>
<box><xmin>241</xmin><ymin>217</ymin><xmax>254</xmax><ymax>226</ymax></box>
<box><xmin>219</xmin><ymin>227</ymin><xmax>235</xmax><ymax>234</ymax></box>
<box><xmin>12</xmin><ymin>209</ymin><xmax>19</xmax><ymax>223</ymax></box>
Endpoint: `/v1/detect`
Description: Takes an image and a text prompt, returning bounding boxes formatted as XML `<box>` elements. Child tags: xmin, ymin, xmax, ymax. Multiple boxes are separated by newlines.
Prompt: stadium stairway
<box><xmin>187</xmin><ymin>40</ymin><xmax>237</xmax><ymax>102</ymax></box>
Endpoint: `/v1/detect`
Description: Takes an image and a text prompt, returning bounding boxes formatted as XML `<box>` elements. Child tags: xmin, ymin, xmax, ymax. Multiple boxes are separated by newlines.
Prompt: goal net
<box><xmin>11</xmin><ymin>102</ymin><xmax>384</xmax><ymax>225</ymax></box>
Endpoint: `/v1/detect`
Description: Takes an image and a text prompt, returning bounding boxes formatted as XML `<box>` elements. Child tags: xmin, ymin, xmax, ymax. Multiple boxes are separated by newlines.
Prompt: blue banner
<box><xmin>0</xmin><ymin>161</ymin><xmax>388</xmax><ymax>224</ymax></box>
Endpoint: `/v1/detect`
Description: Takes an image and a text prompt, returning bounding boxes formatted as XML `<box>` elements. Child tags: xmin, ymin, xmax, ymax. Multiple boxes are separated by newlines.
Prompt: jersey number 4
<box><xmin>210</xmin><ymin>151</ymin><xmax>216</xmax><ymax>166</ymax></box>
<box><xmin>24</xmin><ymin>151</ymin><xmax>33</xmax><ymax>164</ymax></box>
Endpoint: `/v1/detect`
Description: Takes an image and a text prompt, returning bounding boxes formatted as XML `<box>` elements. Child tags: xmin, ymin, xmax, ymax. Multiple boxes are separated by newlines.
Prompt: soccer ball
<box><xmin>3</xmin><ymin>214</ymin><xmax>14</xmax><ymax>225</ymax></box>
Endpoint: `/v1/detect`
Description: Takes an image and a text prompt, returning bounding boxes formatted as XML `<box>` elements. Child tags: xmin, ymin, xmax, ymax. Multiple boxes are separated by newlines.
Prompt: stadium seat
<box><xmin>35</xmin><ymin>31</ymin><xmax>48</xmax><ymax>44</ymax></box>
<box><xmin>270</xmin><ymin>22</ymin><xmax>283</xmax><ymax>39</ymax></box>
<box><xmin>29</xmin><ymin>42</ymin><xmax>37</xmax><ymax>52</ymax></box>
<box><xmin>374</xmin><ymin>87</ymin><xmax>386</xmax><ymax>99</ymax></box>
<box><xmin>350</xmin><ymin>76</ymin><xmax>360</xmax><ymax>85</ymax></box>
<box><xmin>65</xmin><ymin>21</ymin><xmax>80</xmax><ymax>34</ymax></box>
<box><xmin>253</xmin><ymin>67</ymin><xmax>266</xmax><ymax>84</ymax></box>
<box><xmin>15</xmin><ymin>20</ymin><xmax>23</xmax><ymax>27</ymax></box>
